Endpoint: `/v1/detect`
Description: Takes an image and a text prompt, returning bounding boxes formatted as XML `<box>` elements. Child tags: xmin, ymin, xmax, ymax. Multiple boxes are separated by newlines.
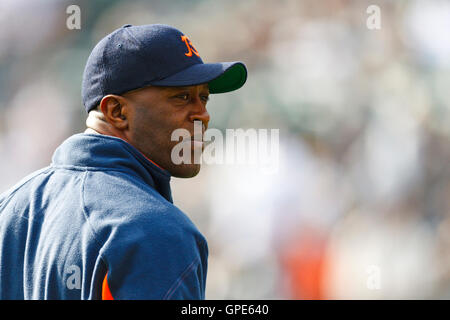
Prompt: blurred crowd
<box><xmin>1</xmin><ymin>0</ymin><xmax>450</xmax><ymax>299</ymax></box>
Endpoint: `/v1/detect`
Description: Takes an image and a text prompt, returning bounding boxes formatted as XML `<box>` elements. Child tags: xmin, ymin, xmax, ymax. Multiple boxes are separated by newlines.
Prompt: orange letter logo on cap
<box><xmin>181</xmin><ymin>35</ymin><xmax>200</xmax><ymax>57</ymax></box>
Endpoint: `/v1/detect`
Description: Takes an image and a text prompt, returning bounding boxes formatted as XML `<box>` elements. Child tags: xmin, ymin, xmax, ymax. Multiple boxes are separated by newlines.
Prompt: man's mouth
<box><xmin>191</xmin><ymin>125</ymin><xmax>205</xmax><ymax>148</ymax></box>
<box><xmin>190</xmin><ymin>137</ymin><xmax>204</xmax><ymax>149</ymax></box>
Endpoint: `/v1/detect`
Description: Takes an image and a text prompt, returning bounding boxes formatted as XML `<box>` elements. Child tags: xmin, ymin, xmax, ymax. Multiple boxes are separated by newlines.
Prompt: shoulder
<box><xmin>82</xmin><ymin>170</ymin><xmax>208</xmax><ymax>299</ymax></box>
<box><xmin>82</xmin><ymin>169</ymin><xmax>177</xmax><ymax>224</ymax></box>
<box><xmin>81</xmin><ymin>169</ymin><xmax>206</xmax><ymax>253</ymax></box>
<box><xmin>0</xmin><ymin>166</ymin><xmax>53</xmax><ymax>210</ymax></box>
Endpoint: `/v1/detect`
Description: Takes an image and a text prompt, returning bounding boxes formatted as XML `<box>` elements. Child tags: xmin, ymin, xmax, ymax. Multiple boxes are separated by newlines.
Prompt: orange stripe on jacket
<box><xmin>102</xmin><ymin>273</ymin><xmax>114</xmax><ymax>300</ymax></box>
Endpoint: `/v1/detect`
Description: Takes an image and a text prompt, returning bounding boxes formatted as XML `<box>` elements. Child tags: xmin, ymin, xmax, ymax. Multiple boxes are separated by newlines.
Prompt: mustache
<box><xmin>170</xmin><ymin>121</ymin><xmax>207</xmax><ymax>143</ymax></box>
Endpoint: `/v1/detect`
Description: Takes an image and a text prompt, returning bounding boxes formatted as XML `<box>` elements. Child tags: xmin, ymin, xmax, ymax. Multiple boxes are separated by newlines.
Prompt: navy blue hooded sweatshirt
<box><xmin>0</xmin><ymin>133</ymin><xmax>208</xmax><ymax>299</ymax></box>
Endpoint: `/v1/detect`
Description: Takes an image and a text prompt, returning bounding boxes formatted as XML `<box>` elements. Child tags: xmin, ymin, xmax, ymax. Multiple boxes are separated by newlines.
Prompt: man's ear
<box><xmin>99</xmin><ymin>95</ymin><xmax>129</xmax><ymax>130</ymax></box>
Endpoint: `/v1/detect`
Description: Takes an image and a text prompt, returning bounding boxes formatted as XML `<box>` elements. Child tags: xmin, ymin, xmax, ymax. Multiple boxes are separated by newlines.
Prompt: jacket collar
<box><xmin>51</xmin><ymin>133</ymin><xmax>173</xmax><ymax>203</ymax></box>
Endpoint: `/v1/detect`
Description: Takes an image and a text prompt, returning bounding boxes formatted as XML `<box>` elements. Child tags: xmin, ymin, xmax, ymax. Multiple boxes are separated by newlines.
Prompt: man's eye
<box><xmin>176</xmin><ymin>94</ymin><xmax>189</xmax><ymax>100</ymax></box>
<box><xmin>173</xmin><ymin>93</ymin><xmax>209</xmax><ymax>102</ymax></box>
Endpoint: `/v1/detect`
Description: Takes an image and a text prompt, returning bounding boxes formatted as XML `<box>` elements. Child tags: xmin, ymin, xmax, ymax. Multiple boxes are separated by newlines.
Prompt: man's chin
<box><xmin>169</xmin><ymin>163</ymin><xmax>201</xmax><ymax>178</ymax></box>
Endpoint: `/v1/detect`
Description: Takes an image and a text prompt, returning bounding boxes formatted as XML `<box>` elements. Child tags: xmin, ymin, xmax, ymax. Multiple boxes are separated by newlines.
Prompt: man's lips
<box><xmin>191</xmin><ymin>140</ymin><xmax>204</xmax><ymax>149</ymax></box>
<box><xmin>174</xmin><ymin>123</ymin><xmax>207</xmax><ymax>149</ymax></box>
<box><xmin>190</xmin><ymin>128</ymin><xmax>205</xmax><ymax>143</ymax></box>
<box><xmin>175</xmin><ymin>136</ymin><xmax>204</xmax><ymax>149</ymax></box>
<box><xmin>191</xmin><ymin>136</ymin><xmax>203</xmax><ymax>142</ymax></box>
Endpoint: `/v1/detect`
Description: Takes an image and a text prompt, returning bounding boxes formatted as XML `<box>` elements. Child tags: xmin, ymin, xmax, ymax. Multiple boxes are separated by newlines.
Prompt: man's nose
<box><xmin>189</xmin><ymin>98</ymin><xmax>210</xmax><ymax>130</ymax></box>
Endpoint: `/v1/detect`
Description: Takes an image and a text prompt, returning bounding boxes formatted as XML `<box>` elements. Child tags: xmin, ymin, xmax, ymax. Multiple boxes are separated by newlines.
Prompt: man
<box><xmin>0</xmin><ymin>24</ymin><xmax>247</xmax><ymax>299</ymax></box>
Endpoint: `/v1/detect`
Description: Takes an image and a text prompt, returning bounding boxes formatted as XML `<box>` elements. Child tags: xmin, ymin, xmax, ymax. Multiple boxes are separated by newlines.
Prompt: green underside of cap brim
<box><xmin>208</xmin><ymin>63</ymin><xmax>247</xmax><ymax>94</ymax></box>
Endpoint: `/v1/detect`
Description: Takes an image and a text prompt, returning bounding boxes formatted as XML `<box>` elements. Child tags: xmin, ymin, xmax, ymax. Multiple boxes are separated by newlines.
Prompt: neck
<box><xmin>84</xmin><ymin>128</ymin><xmax>100</xmax><ymax>134</ymax></box>
<box><xmin>83</xmin><ymin>128</ymin><xmax>165</xmax><ymax>171</ymax></box>
<box><xmin>85</xmin><ymin>110</ymin><xmax>127</xmax><ymax>140</ymax></box>
<box><xmin>84</xmin><ymin>111</ymin><xmax>166</xmax><ymax>171</ymax></box>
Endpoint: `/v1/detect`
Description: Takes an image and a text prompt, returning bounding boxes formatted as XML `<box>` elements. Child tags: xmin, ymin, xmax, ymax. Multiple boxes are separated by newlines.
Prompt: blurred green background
<box><xmin>1</xmin><ymin>0</ymin><xmax>450</xmax><ymax>299</ymax></box>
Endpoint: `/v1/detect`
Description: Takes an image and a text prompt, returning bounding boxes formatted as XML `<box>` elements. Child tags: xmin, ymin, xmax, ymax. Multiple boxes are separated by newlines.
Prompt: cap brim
<box><xmin>148</xmin><ymin>61</ymin><xmax>247</xmax><ymax>94</ymax></box>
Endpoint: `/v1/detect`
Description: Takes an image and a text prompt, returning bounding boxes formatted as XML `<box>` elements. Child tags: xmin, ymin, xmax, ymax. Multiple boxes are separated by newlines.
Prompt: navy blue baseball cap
<box><xmin>82</xmin><ymin>24</ymin><xmax>247</xmax><ymax>113</ymax></box>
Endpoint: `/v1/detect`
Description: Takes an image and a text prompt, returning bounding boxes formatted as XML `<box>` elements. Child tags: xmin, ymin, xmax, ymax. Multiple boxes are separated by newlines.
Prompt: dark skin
<box><xmin>85</xmin><ymin>84</ymin><xmax>210</xmax><ymax>178</ymax></box>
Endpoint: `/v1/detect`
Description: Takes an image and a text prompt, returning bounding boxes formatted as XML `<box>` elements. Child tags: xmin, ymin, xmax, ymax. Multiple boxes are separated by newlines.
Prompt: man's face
<box><xmin>122</xmin><ymin>84</ymin><xmax>210</xmax><ymax>178</ymax></box>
